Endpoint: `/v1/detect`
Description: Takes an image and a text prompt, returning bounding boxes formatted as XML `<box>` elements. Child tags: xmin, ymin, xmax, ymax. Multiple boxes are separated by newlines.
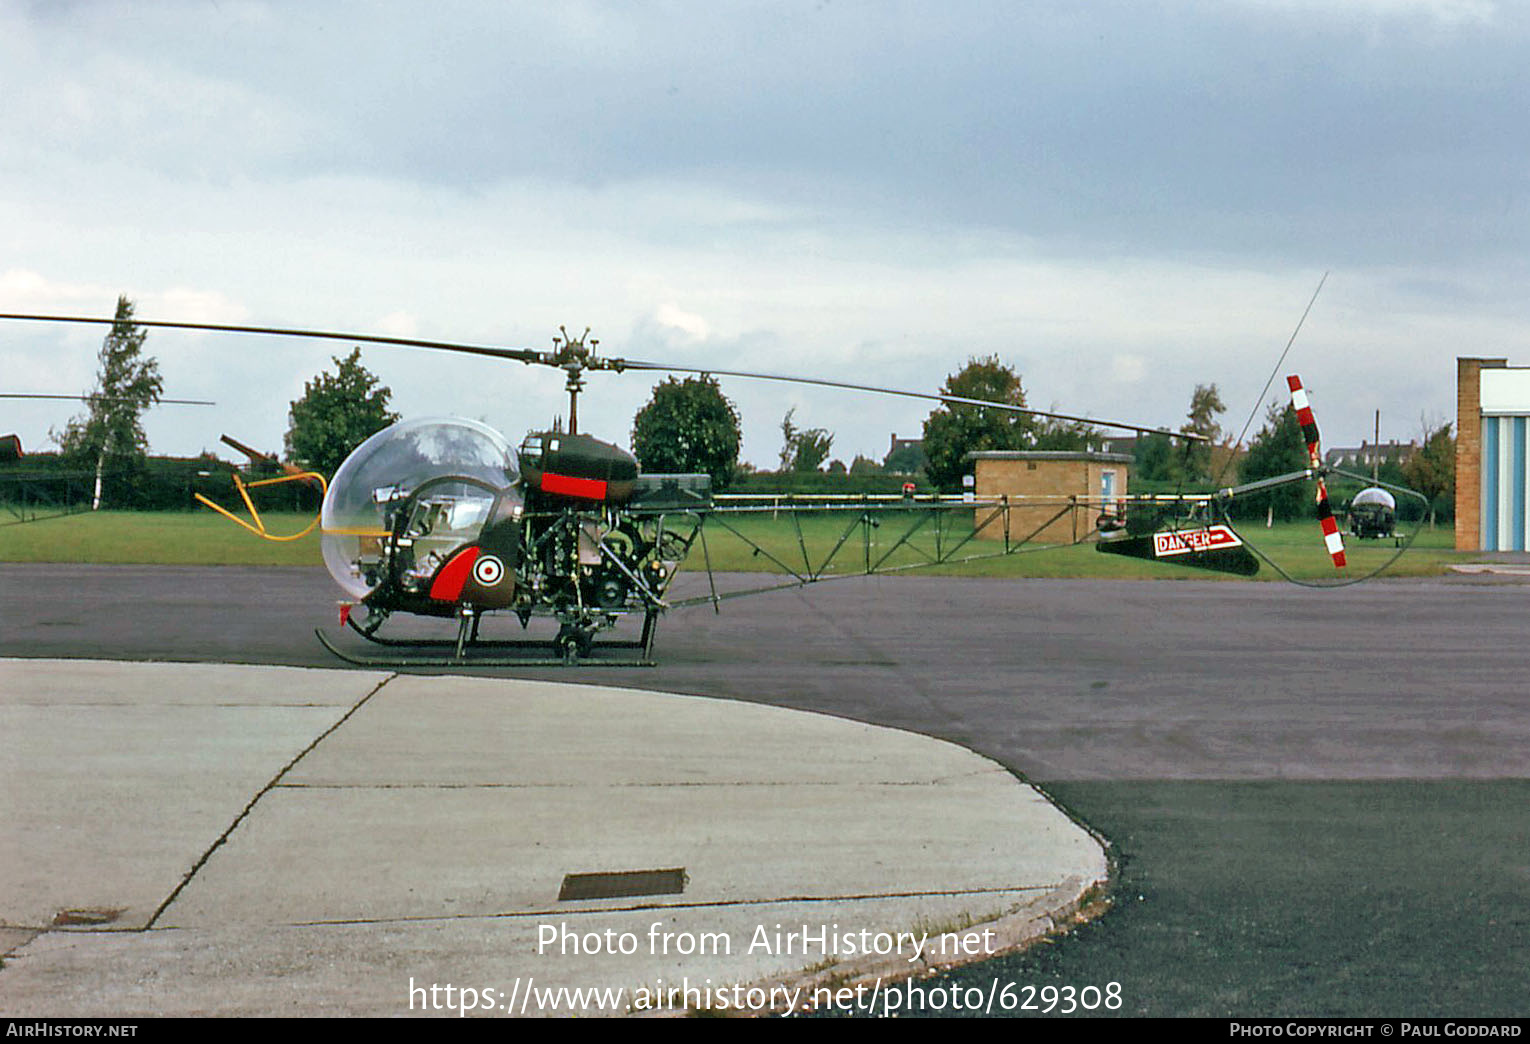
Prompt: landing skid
<box><xmin>315</xmin><ymin>610</ymin><xmax>660</xmax><ymax>668</ymax></box>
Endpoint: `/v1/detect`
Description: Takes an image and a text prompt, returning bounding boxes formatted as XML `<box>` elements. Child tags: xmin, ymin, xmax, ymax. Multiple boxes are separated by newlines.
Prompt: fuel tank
<box><xmin>519</xmin><ymin>431</ymin><xmax>639</xmax><ymax>504</ymax></box>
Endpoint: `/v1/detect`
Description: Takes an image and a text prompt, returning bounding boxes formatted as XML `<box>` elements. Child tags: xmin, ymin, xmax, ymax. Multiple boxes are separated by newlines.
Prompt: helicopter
<box><xmin>1347</xmin><ymin>486</ymin><xmax>1399</xmax><ymax>541</ymax></box>
<box><xmin>0</xmin><ymin>312</ymin><xmax>1424</xmax><ymax>665</ymax></box>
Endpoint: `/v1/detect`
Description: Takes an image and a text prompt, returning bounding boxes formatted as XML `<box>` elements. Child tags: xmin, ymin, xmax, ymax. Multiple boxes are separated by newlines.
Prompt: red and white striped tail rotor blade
<box><xmin>1286</xmin><ymin>375</ymin><xmax>1347</xmax><ymax>569</ymax></box>
<box><xmin>1316</xmin><ymin>487</ymin><xmax>1347</xmax><ymax>568</ymax></box>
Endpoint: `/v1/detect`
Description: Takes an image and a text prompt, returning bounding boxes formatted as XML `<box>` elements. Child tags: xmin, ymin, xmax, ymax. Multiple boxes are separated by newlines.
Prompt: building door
<box><xmin>1482</xmin><ymin>415</ymin><xmax>1528</xmax><ymax>551</ymax></box>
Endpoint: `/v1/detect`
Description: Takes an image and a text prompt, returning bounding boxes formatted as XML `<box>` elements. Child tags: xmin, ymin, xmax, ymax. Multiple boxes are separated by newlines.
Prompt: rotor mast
<box><xmin>550</xmin><ymin>326</ymin><xmax>595</xmax><ymax>434</ymax></box>
<box><xmin>549</xmin><ymin>326</ymin><xmax>630</xmax><ymax>436</ymax></box>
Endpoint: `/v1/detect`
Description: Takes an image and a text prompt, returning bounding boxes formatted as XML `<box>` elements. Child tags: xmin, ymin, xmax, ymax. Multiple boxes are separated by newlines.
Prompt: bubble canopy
<box><xmin>1352</xmin><ymin>487</ymin><xmax>1397</xmax><ymax>510</ymax></box>
<box><xmin>320</xmin><ymin>417</ymin><xmax>521</xmax><ymax>599</ymax></box>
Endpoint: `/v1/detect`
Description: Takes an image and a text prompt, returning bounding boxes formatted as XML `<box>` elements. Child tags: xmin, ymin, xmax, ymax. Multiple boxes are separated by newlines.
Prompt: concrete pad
<box><xmin>2</xmin><ymin>889</ymin><xmax>1087</xmax><ymax>1017</ymax></box>
<box><xmin>0</xmin><ymin>660</ymin><xmax>1106</xmax><ymax>1017</ymax></box>
<box><xmin>159</xmin><ymin>775</ymin><xmax>1092</xmax><ymax>926</ymax></box>
<box><xmin>283</xmin><ymin>674</ymin><xmax>993</xmax><ymax>787</ymax></box>
<box><xmin>1449</xmin><ymin>563</ymin><xmax>1530</xmax><ymax>576</ymax></box>
<box><xmin>0</xmin><ymin>660</ymin><xmax>385</xmax><ymax>931</ymax></box>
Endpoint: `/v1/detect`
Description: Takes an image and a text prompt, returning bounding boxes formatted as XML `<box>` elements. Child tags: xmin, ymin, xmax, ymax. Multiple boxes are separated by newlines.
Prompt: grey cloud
<box><xmin>10</xmin><ymin>1</ymin><xmax>1526</xmax><ymax>267</ymax></box>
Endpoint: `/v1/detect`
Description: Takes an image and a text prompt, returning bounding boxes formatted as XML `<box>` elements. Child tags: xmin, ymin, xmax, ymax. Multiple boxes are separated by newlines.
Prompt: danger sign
<box><xmin>1152</xmin><ymin>525</ymin><xmax>1242</xmax><ymax>558</ymax></box>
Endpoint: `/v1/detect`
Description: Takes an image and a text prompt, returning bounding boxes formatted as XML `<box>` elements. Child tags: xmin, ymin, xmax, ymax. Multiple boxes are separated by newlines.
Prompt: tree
<box><xmin>778</xmin><ymin>407</ymin><xmax>834</xmax><ymax>472</ymax></box>
<box><xmin>849</xmin><ymin>454</ymin><xmax>884</xmax><ymax>476</ymax></box>
<box><xmin>777</xmin><ymin>408</ymin><xmax>799</xmax><ymax>471</ymax></box>
<box><xmin>1133</xmin><ymin>430</ymin><xmax>1177</xmax><ymax>483</ymax></box>
<box><xmin>883</xmin><ymin>440</ymin><xmax>927</xmax><ymax>475</ymax></box>
<box><xmin>1236</xmin><ymin>399</ymin><xmax>1308</xmax><ymax>522</ymax></box>
<box><xmin>1179</xmin><ymin>383</ymin><xmax>1227</xmax><ymax>482</ymax></box>
<box><xmin>1033</xmin><ymin>415</ymin><xmax>1099</xmax><ymax>451</ymax></box>
<box><xmin>631</xmin><ymin>375</ymin><xmax>742</xmax><ymax>489</ymax></box>
<box><xmin>1183</xmin><ymin>383</ymin><xmax>1226</xmax><ymax>443</ymax></box>
<box><xmin>55</xmin><ymin>295</ymin><xmax>163</xmax><ymax>510</ymax></box>
<box><xmin>921</xmin><ymin>356</ymin><xmax>1037</xmax><ymax>492</ymax></box>
<box><xmin>285</xmin><ymin>348</ymin><xmax>400</xmax><ymax>477</ymax></box>
<box><xmin>1134</xmin><ymin>384</ymin><xmax>1226</xmax><ymax>485</ymax></box>
<box><xmin>1401</xmin><ymin>420</ymin><xmax>1454</xmax><ymax>528</ymax></box>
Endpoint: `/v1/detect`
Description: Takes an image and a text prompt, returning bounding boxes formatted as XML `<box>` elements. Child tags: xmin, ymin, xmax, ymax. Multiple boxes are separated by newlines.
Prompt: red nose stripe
<box><xmin>541</xmin><ymin>472</ymin><xmax>608</xmax><ymax>500</ymax></box>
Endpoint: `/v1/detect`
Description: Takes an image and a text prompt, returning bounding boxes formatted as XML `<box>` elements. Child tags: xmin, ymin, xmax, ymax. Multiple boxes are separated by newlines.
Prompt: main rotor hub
<box><xmin>551</xmin><ymin>325</ymin><xmax>597</xmax><ymax>373</ymax></box>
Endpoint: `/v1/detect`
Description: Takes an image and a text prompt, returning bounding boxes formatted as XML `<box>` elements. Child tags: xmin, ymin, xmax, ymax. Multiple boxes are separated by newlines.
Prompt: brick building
<box><xmin>1456</xmin><ymin>357</ymin><xmax>1530</xmax><ymax>551</ymax></box>
<box><xmin>968</xmin><ymin>450</ymin><xmax>1131</xmax><ymax>544</ymax></box>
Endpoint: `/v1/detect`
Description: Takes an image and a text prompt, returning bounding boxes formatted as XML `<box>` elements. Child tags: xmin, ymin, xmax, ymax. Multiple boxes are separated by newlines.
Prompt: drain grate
<box><xmin>558</xmin><ymin>868</ymin><xmax>687</xmax><ymax>901</ymax></box>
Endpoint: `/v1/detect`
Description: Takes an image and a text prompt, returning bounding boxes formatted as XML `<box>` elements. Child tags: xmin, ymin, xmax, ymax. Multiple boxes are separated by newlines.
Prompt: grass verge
<box><xmin>0</xmin><ymin>507</ymin><xmax>1462</xmax><ymax>580</ymax></box>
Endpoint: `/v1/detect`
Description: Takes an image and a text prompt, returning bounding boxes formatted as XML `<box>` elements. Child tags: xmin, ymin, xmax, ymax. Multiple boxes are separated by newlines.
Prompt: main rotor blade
<box><xmin>2</xmin><ymin>312</ymin><xmax>1198</xmax><ymax>440</ymax></box>
<box><xmin>0</xmin><ymin>392</ymin><xmax>215</xmax><ymax>405</ymax></box>
<box><xmin>619</xmin><ymin>360</ymin><xmax>1205</xmax><ymax>442</ymax></box>
<box><xmin>0</xmin><ymin>313</ymin><xmax>550</xmax><ymax>366</ymax></box>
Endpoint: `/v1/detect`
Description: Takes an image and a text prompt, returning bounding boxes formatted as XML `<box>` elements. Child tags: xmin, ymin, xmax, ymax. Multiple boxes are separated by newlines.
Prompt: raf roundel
<box><xmin>473</xmin><ymin>554</ymin><xmax>505</xmax><ymax>587</ymax></box>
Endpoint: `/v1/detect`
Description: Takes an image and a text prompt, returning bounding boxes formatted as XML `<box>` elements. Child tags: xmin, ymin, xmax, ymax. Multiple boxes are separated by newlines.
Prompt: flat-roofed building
<box><xmin>968</xmin><ymin>450</ymin><xmax>1131</xmax><ymax>544</ymax></box>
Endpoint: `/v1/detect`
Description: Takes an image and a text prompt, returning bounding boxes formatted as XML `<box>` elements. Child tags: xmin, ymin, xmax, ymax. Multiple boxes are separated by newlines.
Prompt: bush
<box><xmin>0</xmin><ymin>453</ymin><xmax>322</xmax><ymax>513</ymax></box>
<box><xmin>726</xmin><ymin>470</ymin><xmax>924</xmax><ymax>495</ymax></box>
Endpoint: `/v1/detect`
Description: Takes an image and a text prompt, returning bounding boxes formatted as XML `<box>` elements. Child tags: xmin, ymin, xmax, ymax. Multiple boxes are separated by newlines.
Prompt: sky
<box><xmin>3</xmin><ymin>0</ymin><xmax>1528</xmax><ymax>470</ymax></box>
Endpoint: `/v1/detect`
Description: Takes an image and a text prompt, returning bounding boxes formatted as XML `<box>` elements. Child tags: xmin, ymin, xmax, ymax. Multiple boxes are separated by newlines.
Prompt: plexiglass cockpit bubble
<box><xmin>320</xmin><ymin>417</ymin><xmax>521</xmax><ymax>599</ymax></box>
<box><xmin>1351</xmin><ymin>487</ymin><xmax>1396</xmax><ymax>511</ymax></box>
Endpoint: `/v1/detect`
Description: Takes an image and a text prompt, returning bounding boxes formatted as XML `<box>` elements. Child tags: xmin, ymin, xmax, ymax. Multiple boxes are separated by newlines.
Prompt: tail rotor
<box><xmin>1286</xmin><ymin>375</ymin><xmax>1346</xmax><ymax>570</ymax></box>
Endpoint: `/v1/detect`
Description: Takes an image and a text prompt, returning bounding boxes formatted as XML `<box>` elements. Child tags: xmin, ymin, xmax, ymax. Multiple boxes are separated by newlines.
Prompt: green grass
<box><xmin>0</xmin><ymin>510</ymin><xmax>322</xmax><ymax>566</ymax></box>
<box><xmin>692</xmin><ymin>508</ymin><xmax>1461</xmax><ymax>581</ymax></box>
<box><xmin>0</xmin><ymin>506</ymin><xmax>1462</xmax><ymax>581</ymax></box>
